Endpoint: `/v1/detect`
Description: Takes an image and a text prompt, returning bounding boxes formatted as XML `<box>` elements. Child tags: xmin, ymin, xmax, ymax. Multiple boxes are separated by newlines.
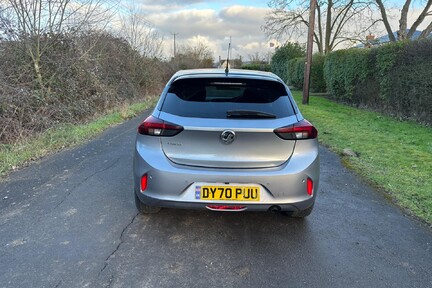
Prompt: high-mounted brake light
<box><xmin>138</xmin><ymin>116</ymin><xmax>183</xmax><ymax>136</ymax></box>
<box><xmin>274</xmin><ymin>119</ymin><xmax>318</xmax><ymax>140</ymax></box>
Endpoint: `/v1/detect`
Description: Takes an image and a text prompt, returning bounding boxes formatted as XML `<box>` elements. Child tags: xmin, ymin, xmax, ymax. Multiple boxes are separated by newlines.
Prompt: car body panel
<box><xmin>158</xmin><ymin>112</ymin><xmax>299</xmax><ymax>168</ymax></box>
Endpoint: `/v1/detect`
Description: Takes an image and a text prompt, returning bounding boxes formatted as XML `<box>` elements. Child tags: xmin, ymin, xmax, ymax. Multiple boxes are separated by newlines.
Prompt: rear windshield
<box><xmin>160</xmin><ymin>77</ymin><xmax>294</xmax><ymax>119</ymax></box>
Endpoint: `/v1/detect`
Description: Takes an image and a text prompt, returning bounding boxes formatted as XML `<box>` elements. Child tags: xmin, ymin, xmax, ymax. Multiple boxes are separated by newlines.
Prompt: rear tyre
<box><xmin>283</xmin><ymin>204</ymin><xmax>314</xmax><ymax>218</ymax></box>
<box><xmin>134</xmin><ymin>192</ymin><xmax>161</xmax><ymax>214</ymax></box>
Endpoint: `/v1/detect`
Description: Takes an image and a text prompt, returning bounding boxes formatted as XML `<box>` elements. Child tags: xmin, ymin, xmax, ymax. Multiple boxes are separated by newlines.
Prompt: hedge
<box><xmin>241</xmin><ymin>63</ymin><xmax>271</xmax><ymax>71</ymax></box>
<box><xmin>286</xmin><ymin>54</ymin><xmax>326</xmax><ymax>93</ymax></box>
<box><xmin>324</xmin><ymin>49</ymin><xmax>373</xmax><ymax>102</ymax></box>
<box><xmin>287</xmin><ymin>57</ymin><xmax>304</xmax><ymax>89</ymax></box>
<box><xmin>324</xmin><ymin>39</ymin><xmax>432</xmax><ymax>124</ymax></box>
<box><xmin>0</xmin><ymin>31</ymin><xmax>171</xmax><ymax>144</ymax></box>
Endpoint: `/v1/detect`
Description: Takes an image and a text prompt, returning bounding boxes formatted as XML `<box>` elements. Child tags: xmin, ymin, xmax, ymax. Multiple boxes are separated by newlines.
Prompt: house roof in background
<box><xmin>355</xmin><ymin>30</ymin><xmax>432</xmax><ymax>48</ymax></box>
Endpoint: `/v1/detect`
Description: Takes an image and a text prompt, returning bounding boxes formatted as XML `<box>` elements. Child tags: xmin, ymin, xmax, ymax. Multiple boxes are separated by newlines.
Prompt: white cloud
<box><xmin>147</xmin><ymin>9</ymin><xmax>221</xmax><ymax>38</ymax></box>
<box><xmin>219</xmin><ymin>5</ymin><xmax>268</xmax><ymax>25</ymax></box>
<box><xmin>136</xmin><ymin>4</ymin><xmax>184</xmax><ymax>14</ymax></box>
<box><xmin>143</xmin><ymin>5</ymin><xmax>273</xmax><ymax>61</ymax></box>
<box><xmin>139</xmin><ymin>0</ymin><xmax>205</xmax><ymax>4</ymax></box>
<box><xmin>134</xmin><ymin>0</ymin><xmax>208</xmax><ymax>14</ymax></box>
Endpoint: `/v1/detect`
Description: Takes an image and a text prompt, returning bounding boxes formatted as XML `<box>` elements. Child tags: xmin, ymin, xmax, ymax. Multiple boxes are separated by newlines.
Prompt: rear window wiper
<box><xmin>226</xmin><ymin>110</ymin><xmax>276</xmax><ymax>119</ymax></box>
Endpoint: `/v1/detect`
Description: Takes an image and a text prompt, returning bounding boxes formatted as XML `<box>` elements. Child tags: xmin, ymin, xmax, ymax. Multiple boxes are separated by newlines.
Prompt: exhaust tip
<box><xmin>268</xmin><ymin>205</ymin><xmax>281</xmax><ymax>213</ymax></box>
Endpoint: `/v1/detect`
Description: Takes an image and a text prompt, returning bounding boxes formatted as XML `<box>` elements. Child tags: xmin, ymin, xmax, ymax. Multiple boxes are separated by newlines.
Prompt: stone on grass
<box><xmin>343</xmin><ymin>148</ymin><xmax>359</xmax><ymax>157</ymax></box>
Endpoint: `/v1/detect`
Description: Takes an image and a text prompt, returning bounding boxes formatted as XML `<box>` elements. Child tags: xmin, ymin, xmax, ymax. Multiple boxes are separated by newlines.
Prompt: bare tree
<box><xmin>2</xmin><ymin>0</ymin><xmax>115</xmax><ymax>90</ymax></box>
<box><xmin>264</xmin><ymin>0</ymin><xmax>380</xmax><ymax>54</ymax></box>
<box><xmin>376</xmin><ymin>0</ymin><xmax>432</xmax><ymax>41</ymax></box>
<box><xmin>0</xmin><ymin>4</ymin><xmax>15</xmax><ymax>41</ymax></box>
<box><xmin>171</xmin><ymin>41</ymin><xmax>214</xmax><ymax>70</ymax></box>
<box><xmin>248</xmin><ymin>51</ymin><xmax>268</xmax><ymax>64</ymax></box>
<box><xmin>119</xmin><ymin>5</ymin><xmax>163</xmax><ymax>59</ymax></box>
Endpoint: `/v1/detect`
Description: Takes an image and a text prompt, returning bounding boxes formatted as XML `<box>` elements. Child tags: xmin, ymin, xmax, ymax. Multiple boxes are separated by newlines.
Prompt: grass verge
<box><xmin>0</xmin><ymin>97</ymin><xmax>157</xmax><ymax>178</ymax></box>
<box><xmin>292</xmin><ymin>91</ymin><xmax>432</xmax><ymax>224</ymax></box>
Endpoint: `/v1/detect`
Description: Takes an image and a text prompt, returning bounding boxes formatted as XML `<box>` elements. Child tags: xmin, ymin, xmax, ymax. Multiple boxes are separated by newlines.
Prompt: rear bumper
<box><xmin>135</xmin><ymin>190</ymin><xmax>314</xmax><ymax>212</ymax></box>
<box><xmin>133</xmin><ymin>136</ymin><xmax>319</xmax><ymax>211</ymax></box>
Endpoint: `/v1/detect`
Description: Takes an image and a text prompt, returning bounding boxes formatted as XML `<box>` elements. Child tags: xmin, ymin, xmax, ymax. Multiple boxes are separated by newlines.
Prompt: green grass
<box><xmin>0</xmin><ymin>97</ymin><xmax>158</xmax><ymax>178</ymax></box>
<box><xmin>292</xmin><ymin>91</ymin><xmax>432</xmax><ymax>224</ymax></box>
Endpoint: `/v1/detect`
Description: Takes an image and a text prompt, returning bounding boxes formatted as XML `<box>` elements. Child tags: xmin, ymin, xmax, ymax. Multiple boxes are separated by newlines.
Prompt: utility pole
<box><xmin>302</xmin><ymin>0</ymin><xmax>317</xmax><ymax>105</ymax></box>
<box><xmin>172</xmin><ymin>32</ymin><xmax>178</xmax><ymax>57</ymax></box>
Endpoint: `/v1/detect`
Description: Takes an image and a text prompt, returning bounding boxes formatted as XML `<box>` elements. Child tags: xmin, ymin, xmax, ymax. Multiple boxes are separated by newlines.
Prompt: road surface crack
<box><xmin>53</xmin><ymin>158</ymin><xmax>120</xmax><ymax>210</ymax></box>
<box><xmin>99</xmin><ymin>212</ymin><xmax>139</xmax><ymax>275</ymax></box>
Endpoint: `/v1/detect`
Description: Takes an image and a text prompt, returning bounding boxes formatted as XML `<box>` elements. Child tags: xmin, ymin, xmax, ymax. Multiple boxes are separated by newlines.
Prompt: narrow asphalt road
<box><xmin>1</xmin><ymin>111</ymin><xmax>431</xmax><ymax>288</ymax></box>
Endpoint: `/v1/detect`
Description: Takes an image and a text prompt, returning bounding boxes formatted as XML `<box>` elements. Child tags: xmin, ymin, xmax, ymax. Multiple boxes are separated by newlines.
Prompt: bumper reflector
<box><xmin>307</xmin><ymin>177</ymin><xmax>313</xmax><ymax>196</ymax></box>
<box><xmin>141</xmin><ymin>174</ymin><xmax>148</xmax><ymax>192</ymax></box>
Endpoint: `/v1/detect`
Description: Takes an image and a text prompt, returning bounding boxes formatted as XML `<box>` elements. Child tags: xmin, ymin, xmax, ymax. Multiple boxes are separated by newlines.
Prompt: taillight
<box><xmin>138</xmin><ymin>115</ymin><xmax>183</xmax><ymax>136</ymax></box>
<box><xmin>274</xmin><ymin>119</ymin><xmax>318</xmax><ymax>140</ymax></box>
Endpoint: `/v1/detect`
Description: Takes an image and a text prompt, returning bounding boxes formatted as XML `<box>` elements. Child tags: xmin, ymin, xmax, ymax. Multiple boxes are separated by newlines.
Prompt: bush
<box><xmin>324</xmin><ymin>39</ymin><xmax>432</xmax><ymax>124</ymax></box>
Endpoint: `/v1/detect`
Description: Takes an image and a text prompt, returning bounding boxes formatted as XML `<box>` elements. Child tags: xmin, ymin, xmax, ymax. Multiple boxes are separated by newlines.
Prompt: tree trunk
<box><xmin>33</xmin><ymin>57</ymin><xmax>44</xmax><ymax>90</ymax></box>
<box><xmin>313</xmin><ymin>4</ymin><xmax>323</xmax><ymax>54</ymax></box>
<box><xmin>316</xmin><ymin>4</ymin><xmax>323</xmax><ymax>52</ymax></box>
<box><xmin>375</xmin><ymin>0</ymin><xmax>396</xmax><ymax>42</ymax></box>
<box><xmin>325</xmin><ymin>0</ymin><xmax>332</xmax><ymax>54</ymax></box>
<box><xmin>398</xmin><ymin>0</ymin><xmax>412</xmax><ymax>40</ymax></box>
<box><xmin>27</xmin><ymin>43</ymin><xmax>44</xmax><ymax>91</ymax></box>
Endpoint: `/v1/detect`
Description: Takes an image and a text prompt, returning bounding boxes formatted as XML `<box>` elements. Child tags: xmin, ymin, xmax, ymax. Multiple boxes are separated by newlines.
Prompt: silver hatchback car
<box><xmin>133</xmin><ymin>69</ymin><xmax>319</xmax><ymax>217</ymax></box>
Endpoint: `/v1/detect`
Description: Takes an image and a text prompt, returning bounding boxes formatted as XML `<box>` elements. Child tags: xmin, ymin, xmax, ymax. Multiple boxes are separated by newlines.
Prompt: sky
<box><xmin>122</xmin><ymin>0</ymin><xmax>431</xmax><ymax>62</ymax></box>
<box><xmin>128</xmin><ymin>0</ymin><xmax>273</xmax><ymax>62</ymax></box>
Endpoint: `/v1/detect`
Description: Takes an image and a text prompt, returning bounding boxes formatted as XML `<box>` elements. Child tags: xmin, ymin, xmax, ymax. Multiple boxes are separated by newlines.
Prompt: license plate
<box><xmin>195</xmin><ymin>186</ymin><xmax>260</xmax><ymax>201</ymax></box>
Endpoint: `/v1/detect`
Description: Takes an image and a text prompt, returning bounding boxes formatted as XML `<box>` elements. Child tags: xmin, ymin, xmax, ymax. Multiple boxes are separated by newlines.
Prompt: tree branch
<box><xmin>407</xmin><ymin>0</ymin><xmax>432</xmax><ymax>38</ymax></box>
